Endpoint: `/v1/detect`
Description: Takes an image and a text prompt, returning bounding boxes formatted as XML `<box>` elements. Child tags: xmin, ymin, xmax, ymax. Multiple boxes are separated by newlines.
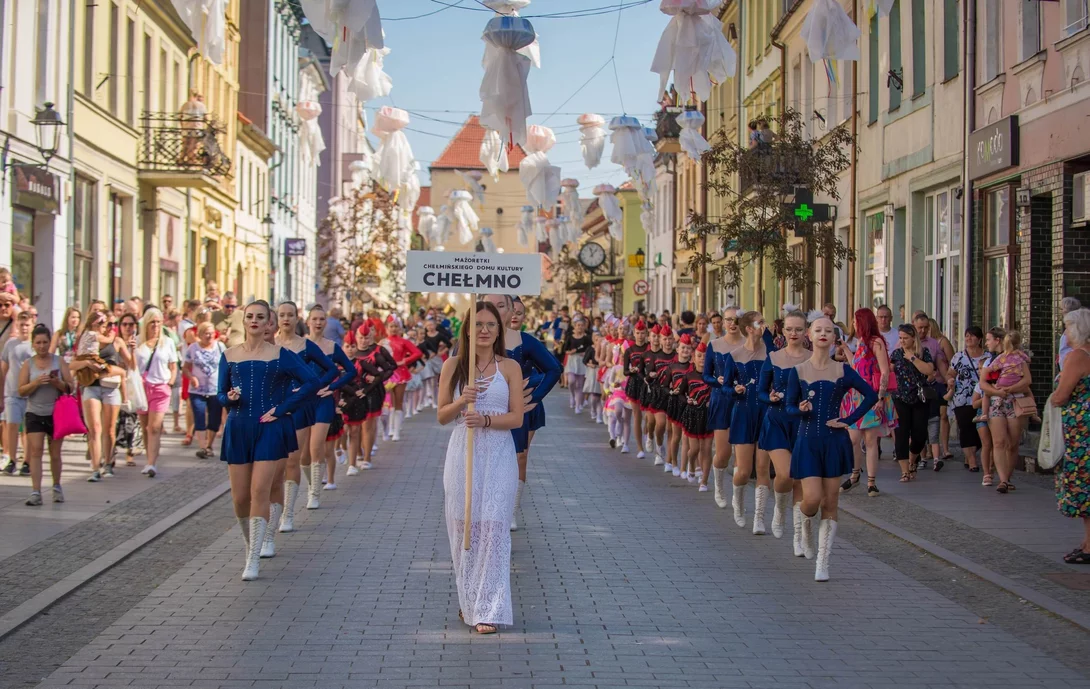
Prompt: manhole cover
<box><xmin>1042</xmin><ymin>572</ymin><xmax>1090</xmax><ymax>590</ymax></box>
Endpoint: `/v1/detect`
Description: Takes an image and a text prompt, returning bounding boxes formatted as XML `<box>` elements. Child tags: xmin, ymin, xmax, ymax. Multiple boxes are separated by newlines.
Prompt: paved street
<box><xmin>2</xmin><ymin>395</ymin><xmax>1089</xmax><ymax>689</ymax></box>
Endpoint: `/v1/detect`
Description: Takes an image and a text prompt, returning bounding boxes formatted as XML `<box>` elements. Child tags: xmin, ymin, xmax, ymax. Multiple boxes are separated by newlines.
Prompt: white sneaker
<box><xmin>653</xmin><ymin>454</ymin><xmax>664</xmax><ymax>466</ymax></box>
<box><xmin>680</xmin><ymin>471</ymin><xmax>689</xmax><ymax>480</ymax></box>
<box><xmin>636</xmin><ymin>450</ymin><xmax>645</xmax><ymax>459</ymax></box>
<box><xmin>672</xmin><ymin>466</ymin><xmax>681</xmax><ymax>477</ymax></box>
<box><xmin>335</xmin><ymin>449</ymin><xmax>347</xmax><ymax>465</ymax></box>
<box><xmin>145</xmin><ymin>465</ymin><xmax>157</xmax><ymax>478</ymax></box>
<box><xmin>361</xmin><ymin>461</ymin><xmax>373</xmax><ymax>469</ymax></box>
<box><xmin>346</xmin><ymin>466</ymin><xmax>360</xmax><ymax>477</ymax></box>
<box><xmin>140</xmin><ymin>465</ymin><xmax>151</xmax><ymax>475</ymax></box>
<box><xmin>698</xmin><ymin>484</ymin><xmax>709</xmax><ymax>492</ymax></box>
<box><xmin>664</xmin><ymin>462</ymin><xmax>673</xmax><ymax>473</ymax></box>
<box><xmin>620</xmin><ymin>443</ymin><xmax>630</xmax><ymax>454</ymax></box>
<box><xmin>323</xmin><ymin>483</ymin><xmax>337</xmax><ymax>490</ymax></box>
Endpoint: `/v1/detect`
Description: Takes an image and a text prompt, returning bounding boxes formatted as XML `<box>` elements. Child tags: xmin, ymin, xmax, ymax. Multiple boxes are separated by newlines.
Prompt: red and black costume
<box><xmin>623</xmin><ymin>320</ymin><xmax>650</xmax><ymax>404</ymax></box>
<box><xmin>683</xmin><ymin>343</ymin><xmax>713</xmax><ymax>439</ymax></box>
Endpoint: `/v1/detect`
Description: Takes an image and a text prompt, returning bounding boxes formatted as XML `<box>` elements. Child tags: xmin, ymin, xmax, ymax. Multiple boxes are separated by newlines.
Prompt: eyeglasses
<box><xmin>223</xmin><ymin>304</ymin><xmax>237</xmax><ymax>311</ymax></box>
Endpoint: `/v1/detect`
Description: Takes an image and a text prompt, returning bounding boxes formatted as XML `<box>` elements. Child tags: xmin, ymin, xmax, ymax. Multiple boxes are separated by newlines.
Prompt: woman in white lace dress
<box><xmin>437</xmin><ymin>301</ymin><xmax>526</xmax><ymax>634</ymax></box>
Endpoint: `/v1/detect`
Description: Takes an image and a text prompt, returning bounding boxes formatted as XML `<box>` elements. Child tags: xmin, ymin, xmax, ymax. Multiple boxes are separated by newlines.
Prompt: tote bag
<box><xmin>54</xmin><ymin>394</ymin><xmax>88</xmax><ymax>439</ymax></box>
<box><xmin>125</xmin><ymin>368</ymin><xmax>148</xmax><ymax>413</ymax></box>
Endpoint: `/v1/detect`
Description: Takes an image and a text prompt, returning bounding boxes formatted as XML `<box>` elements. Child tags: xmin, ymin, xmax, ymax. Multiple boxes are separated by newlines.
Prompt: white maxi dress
<box><xmin>444</xmin><ymin>370</ymin><xmax>518</xmax><ymax>627</ymax></box>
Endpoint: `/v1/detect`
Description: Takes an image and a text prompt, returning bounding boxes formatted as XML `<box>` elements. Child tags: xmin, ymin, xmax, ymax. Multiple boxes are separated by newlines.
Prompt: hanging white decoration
<box><xmin>172</xmin><ymin>0</ymin><xmax>226</xmax><ymax>65</ymax></box>
<box><xmin>479</xmin><ymin>227</ymin><xmax>498</xmax><ymax>253</ymax></box>
<box><xmin>560</xmin><ymin>178</ymin><xmax>584</xmax><ymax>229</ymax></box>
<box><xmin>479</xmin><ymin>14</ymin><xmax>536</xmax><ymax>149</ymax></box>
<box><xmin>520</xmin><ymin>125</ymin><xmax>562</xmax><ymax>209</ymax></box>
<box><xmin>610</xmin><ymin>116</ymin><xmax>656</xmax><ymax>195</ymax></box>
<box><xmin>349</xmin><ymin>46</ymin><xmax>393</xmax><ymax>103</ymax></box>
<box><xmin>434</xmin><ymin>205</ymin><xmax>453</xmax><ymax>245</ymax></box>
<box><xmin>482</xmin><ymin>1</ymin><xmax>541</xmax><ymax>67</ymax></box>
<box><xmin>300</xmin><ymin>119</ymin><xmax>327</xmax><ymax>166</ymax></box>
<box><xmin>299</xmin><ymin>0</ymin><xmax>383</xmax><ymax>77</ymax></box>
<box><xmin>640</xmin><ymin>201</ymin><xmax>655</xmax><ymax>237</ymax></box>
<box><xmin>371</xmin><ymin>106</ymin><xmax>415</xmax><ymax>194</ymax></box>
<box><xmin>479</xmin><ymin>128</ymin><xmax>510</xmax><ymax>181</ymax></box>
<box><xmin>518</xmin><ymin>205</ymin><xmax>534</xmax><ymax>247</ymax></box>
<box><xmin>676</xmin><ymin>109</ymin><xmax>710</xmax><ymax>161</ymax></box>
<box><xmin>546</xmin><ymin>218</ymin><xmax>563</xmax><ymax>260</ymax></box>
<box><xmin>533</xmin><ymin>216</ymin><xmax>548</xmax><ymax>243</ymax></box>
<box><xmin>449</xmin><ymin>190</ymin><xmax>479</xmax><ymax>245</ymax></box>
<box><xmin>563</xmin><ymin>214</ymin><xmax>582</xmax><ymax>245</ymax></box>
<box><xmin>577</xmin><ymin>113</ymin><xmax>607</xmax><ymax>169</ymax></box>
<box><xmin>801</xmin><ymin>0</ymin><xmax>861</xmax><ymax>63</ymax></box>
<box><xmin>457</xmin><ymin>169</ymin><xmax>486</xmax><ymax>205</ymax></box>
<box><xmin>399</xmin><ymin>162</ymin><xmax>422</xmax><ymax>211</ymax></box>
<box><xmin>295</xmin><ymin>101</ymin><xmax>321</xmax><ymax>122</ymax></box>
<box><xmin>594</xmin><ymin>183</ymin><xmax>624</xmax><ymax>242</ymax></box>
<box><xmin>650</xmin><ymin>0</ymin><xmax>737</xmax><ymax>103</ymax></box>
<box><xmin>348</xmin><ymin>158</ymin><xmax>372</xmax><ymax>188</ymax></box>
<box><xmin>417</xmin><ymin>206</ymin><xmax>437</xmax><ymax>245</ymax></box>
<box><xmin>866</xmin><ymin>0</ymin><xmax>895</xmax><ymax>18</ymax></box>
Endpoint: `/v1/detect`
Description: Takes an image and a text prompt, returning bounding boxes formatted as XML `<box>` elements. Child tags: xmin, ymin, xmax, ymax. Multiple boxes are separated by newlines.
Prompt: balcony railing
<box><xmin>138</xmin><ymin>112</ymin><xmax>231</xmax><ymax>188</ymax></box>
<box><xmin>738</xmin><ymin>147</ymin><xmax>807</xmax><ymax>196</ymax></box>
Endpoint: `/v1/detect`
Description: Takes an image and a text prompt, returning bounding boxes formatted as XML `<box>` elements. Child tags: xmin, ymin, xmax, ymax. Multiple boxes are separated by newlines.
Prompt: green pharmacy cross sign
<box><xmin>782</xmin><ymin>188</ymin><xmax>835</xmax><ymax>237</ymax></box>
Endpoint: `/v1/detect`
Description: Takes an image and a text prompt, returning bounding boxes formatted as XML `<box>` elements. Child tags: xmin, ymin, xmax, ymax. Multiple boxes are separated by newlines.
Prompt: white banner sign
<box><xmin>405</xmin><ymin>251</ymin><xmax>542</xmax><ymax>296</ymax></box>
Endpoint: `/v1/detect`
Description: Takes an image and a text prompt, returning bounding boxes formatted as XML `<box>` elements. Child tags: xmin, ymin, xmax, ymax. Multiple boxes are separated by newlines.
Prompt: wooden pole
<box><xmin>463</xmin><ymin>294</ymin><xmax>477</xmax><ymax>551</ymax></box>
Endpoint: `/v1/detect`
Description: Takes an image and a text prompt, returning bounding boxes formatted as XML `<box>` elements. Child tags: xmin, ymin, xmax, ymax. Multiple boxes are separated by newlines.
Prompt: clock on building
<box><xmin>578</xmin><ymin>242</ymin><xmax>606</xmax><ymax>270</ymax></box>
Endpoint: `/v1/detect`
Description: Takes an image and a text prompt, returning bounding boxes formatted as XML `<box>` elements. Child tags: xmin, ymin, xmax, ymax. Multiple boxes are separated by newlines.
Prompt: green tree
<box><xmin>682</xmin><ymin>108</ymin><xmax>856</xmax><ymax>310</ymax></box>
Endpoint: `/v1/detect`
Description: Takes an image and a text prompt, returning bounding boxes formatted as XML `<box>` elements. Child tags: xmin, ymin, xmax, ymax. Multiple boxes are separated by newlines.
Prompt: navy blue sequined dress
<box><xmin>786</xmin><ymin>364</ymin><xmax>878</xmax><ymax>479</ymax></box>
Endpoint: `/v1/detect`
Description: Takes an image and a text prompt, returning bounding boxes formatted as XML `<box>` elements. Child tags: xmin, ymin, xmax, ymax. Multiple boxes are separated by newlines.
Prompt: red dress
<box><xmin>386</xmin><ymin>336</ymin><xmax>423</xmax><ymax>385</ymax></box>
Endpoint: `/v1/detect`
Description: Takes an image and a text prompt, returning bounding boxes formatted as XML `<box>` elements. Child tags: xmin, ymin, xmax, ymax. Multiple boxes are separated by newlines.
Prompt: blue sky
<box><xmin>365</xmin><ymin>0</ymin><xmax>667</xmax><ymax>189</ymax></box>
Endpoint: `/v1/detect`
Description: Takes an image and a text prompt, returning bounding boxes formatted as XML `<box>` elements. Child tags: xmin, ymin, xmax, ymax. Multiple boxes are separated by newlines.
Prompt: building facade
<box><xmin>234</xmin><ymin>112</ymin><xmax>276</xmax><ymax>304</ymax></box>
<box><xmin>649</xmin><ymin>150</ymin><xmax>676</xmax><ymax>315</ymax></box>
<box><xmin>969</xmin><ymin>0</ymin><xmax>1090</xmax><ymax>401</ymax></box>
<box><xmin>0</xmin><ymin>0</ymin><xmax>74</xmax><ymax>326</ymax></box>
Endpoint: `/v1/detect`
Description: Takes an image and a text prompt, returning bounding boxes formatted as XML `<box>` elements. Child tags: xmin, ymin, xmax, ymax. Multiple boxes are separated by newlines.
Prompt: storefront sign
<box><xmin>11</xmin><ymin>166</ymin><xmax>59</xmax><ymax>214</ymax></box>
<box><xmin>968</xmin><ymin>116</ymin><xmax>1019</xmax><ymax>180</ymax></box>
<box><xmin>284</xmin><ymin>238</ymin><xmax>306</xmax><ymax>256</ymax></box>
<box><xmin>406</xmin><ymin>250</ymin><xmax>542</xmax><ymax>295</ymax></box>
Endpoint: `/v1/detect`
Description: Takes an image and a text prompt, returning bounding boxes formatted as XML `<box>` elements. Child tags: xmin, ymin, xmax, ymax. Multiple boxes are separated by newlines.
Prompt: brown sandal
<box><xmin>474</xmin><ymin>623</ymin><xmax>497</xmax><ymax>634</ymax></box>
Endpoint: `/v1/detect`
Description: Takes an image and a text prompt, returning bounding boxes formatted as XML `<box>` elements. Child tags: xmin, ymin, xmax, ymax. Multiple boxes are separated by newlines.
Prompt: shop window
<box><xmin>984</xmin><ymin>187</ymin><xmax>1017</xmax><ymax>330</ymax></box>
<box><xmin>73</xmin><ymin>177</ymin><xmax>96</xmax><ymax>309</ymax></box>
<box><xmin>923</xmin><ymin>188</ymin><xmax>962</xmax><ymax>344</ymax></box>
<box><xmin>11</xmin><ymin>208</ymin><xmax>35</xmax><ymax>297</ymax></box>
<box><xmin>863</xmin><ymin>211</ymin><xmax>887</xmax><ymax>309</ymax></box>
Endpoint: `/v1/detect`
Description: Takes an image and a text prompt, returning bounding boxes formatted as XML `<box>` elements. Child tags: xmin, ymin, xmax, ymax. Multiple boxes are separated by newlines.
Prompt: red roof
<box><xmin>430</xmin><ymin>116</ymin><xmax>528</xmax><ymax>171</ymax></box>
<box><xmin>412</xmin><ymin>187</ymin><xmax>432</xmax><ymax>232</ymax></box>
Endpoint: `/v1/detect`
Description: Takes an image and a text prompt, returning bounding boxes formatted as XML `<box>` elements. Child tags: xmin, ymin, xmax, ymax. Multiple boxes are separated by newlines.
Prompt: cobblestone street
<box><xmin>2</xmin><ymin>395</ymin><xmax>1088</xmax><ymax>689</ymax></box>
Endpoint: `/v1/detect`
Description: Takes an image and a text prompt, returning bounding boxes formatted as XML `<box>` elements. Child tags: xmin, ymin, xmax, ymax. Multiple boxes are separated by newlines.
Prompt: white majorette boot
<box><xmin>771</xmin><ymin>491</ymin><xmax>791</xmax><ymax>539</ymax></box>
<box><xmin>792</xmin><ymin>503</ymin><xmax>806</xmax><ymax>557</ymax></box>
<box><xmin>392</xmin><ymin>409</ymin><xmax>403</xmax><ymax>441</ymax></box>
<box><xmin>814</xmin><ymin>519</ymin><xmax>838</xmax><ymax>582</ymax></box>
<box><xmin>801</xmin><ymin>511</ymin><xmax>817</xmax><ymax>560</ymax></box>
<box><xmin>280</xmin><ymin>480</ymin><xmax>299</xmax><ymax>532</ymax></box>
<box><xmin>307</xmin><ymin>463</ymin><xmax>321</xmax><ymax>510</ymax></box>
<box><xmin>238</xmin><ymin>517</ymin><xmax>250</xmax><ymax>549</ymax></box>
<box><xmin>752</xmin><ymin>485</ymin><xmax>769</xmax><ymax>535</ymax></box>
<box><xmin>731</xmin><ymin>484</ymin><xmax>746</xmax><ymax>527</ymax></box>
<box><xmin>261</xmin><ymin>504</ymin><xmax>282</xmax><ymax>558</ymax></box>
<box><xmin>644</xmin><ymin>435</ymin><xmax>653</xmax><ymax>453</ymax></box>
<box><xmin>242</xmin><ymin>517</ymin><xmax>267</xmax><ymax>581</ymax></box>
<box><xmin>510</xmin><ymin>481</ymin><xmax>524</xmax><ymax>532</ymax></box>
<box><xmin>653</xmin><ymin>444</ymin><xmax>665</xmax><ymax>466</ymax></box>
<box><xmin>712</xmin><ymin>468</ymin><xmax>728</xmax><ymax>508</ymax></box>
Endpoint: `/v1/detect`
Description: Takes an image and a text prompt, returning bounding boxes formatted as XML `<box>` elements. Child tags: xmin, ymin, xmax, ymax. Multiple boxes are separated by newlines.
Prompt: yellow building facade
<box><xmin>73</xmin><ymin>0</ymin><xmax>241</xmax><ymax>307</ymax></box>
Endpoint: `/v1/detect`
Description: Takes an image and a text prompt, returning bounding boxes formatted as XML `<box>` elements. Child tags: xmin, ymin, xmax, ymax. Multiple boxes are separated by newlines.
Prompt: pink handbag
<box><xmin>54</xmin><ymin>394</ymin><xmax>88</xmax><ymax>439</ymax></box>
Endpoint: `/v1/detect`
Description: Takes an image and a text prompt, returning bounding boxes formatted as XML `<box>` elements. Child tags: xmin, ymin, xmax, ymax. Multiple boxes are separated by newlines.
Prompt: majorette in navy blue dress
<box><xmin>785</xmin><ymin>363</ymin><xmax>878</xmax><ymax>479</ymax></box>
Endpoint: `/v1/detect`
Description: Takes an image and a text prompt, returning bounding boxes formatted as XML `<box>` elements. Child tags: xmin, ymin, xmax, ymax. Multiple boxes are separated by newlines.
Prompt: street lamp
<box><xmin>31</xmin><ymin>102</ymin><xmax>65</xmax><ymax>164</ymax></box>
<box><xmin>261</xmin><ymin>213</ymin><xmax>274</xmax><ymax>238</ymax></box>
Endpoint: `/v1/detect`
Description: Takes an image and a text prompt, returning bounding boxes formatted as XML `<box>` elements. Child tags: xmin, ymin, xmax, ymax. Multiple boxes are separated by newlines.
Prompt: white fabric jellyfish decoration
<box><xmin>610</xmin><ymin>116</ymin><xmax>656</xmax><ymax>193</ymax></box>
<box><xmin>457</xmin><ymin>169</ymin><xmax>486</xmax><ymax>205</ymax></box>
<box><xmin>449</xmin><ymin>190</ymin><xmax>479</xmax><ymax>245</ymax></box>
<box><xmin>296</xmin><ymin>100</ymin><xmax>326</xmax><ymax>166</ymax></box>
<box><xmin>482</xmin><ymin>1</ymin><xmax>541</xmax><ymax>67</ymax></box>
<box><xmin>560</xmin><ymin>179</ymin><xmax>584</xmax><ymax>228</ymax></box>
<box><xmin>594</xmin><ymin>184</ymin><xmax>624</xmax><ymax>242</ymax></box>
<box><xmin>546</xmin><ymin>218</ymin><xmax>563</xmax><ymax>260</ymax></box>
<box><xmin>520</xmin><ymin>125</ymin><xmax>562</xmax><ymax>209</ymax></box>
<box><xmin>651</xmin><ymin>0</ymin><xmax>737</xmax><ymax>103</ymax></box>
<box><xmin>478</xmin><ymin>227</ymin><xmax>498</xmax><ymax>253</ymax></box>
<box><xmin>533</xmin><ymin>216</ymin><xmax>548</xmax><ymax>243</ymax></box>
<box><xmin>577</xmin><ymin>113</ymin><xmax>607</xmax><ymax>169</ymax></box>
<box><xmin>399</xmin><ymin>162</ymin><xmax>422</xmax><ymax>211</ymax></box>
<box><xmin>349</xmin><ymin>46</ymin><xmax>393</xmax><ymax>103</ymax></box>
<box><xmin>640</xmin><ymin>202</ymin><xmax>655</xmax><ymax>237</ymax></box>
<box><xmin>172</xmin><ymin>0</ymin><xmax>227</xmax><ymax>65</ymax></box>
<box><xmin>801</xmin><ymin>0</ymin><xmax>862</xmax><ymax>63</ymax></box>
<box><xmin>563</xmin><ymin>214</ymin><xmax>582</xmax><ymax>246</ymax></box>
<box><xmin>417</xmin><ymin>206</ymin><xmax>437</xmax><ymax>245</ymax></box>
<box><xmin>479</xmin><ymin>128</ymin><xmax>510</xmax><ymax>181</ymax></box>
<box><xmin>479</xmin><ymin>13</ymin><xmax>536</xmax><ymax>149</ymax></box>
<box><xmin>299</xmin><ymin>0</ymin><xmax>383</xmax><ymax>76</ymax></box>
<box><xmin>518</xmin><ymin>206</ymin><xmax>534</xmax><ymax>248</ymax></box>
<box><xmin>434</xmin><ymin>205</ymin><xmax>453</xmax><ymax>245</ymax></box>
<box><xmin>372</xmin><ymin>106</ymin><xmax>415</xmax><ymax>194</ymax></box>
<box><xmin>676</xmin><ymin>109</ymin><xmax>710</xmax><ymax>162</ymax></box>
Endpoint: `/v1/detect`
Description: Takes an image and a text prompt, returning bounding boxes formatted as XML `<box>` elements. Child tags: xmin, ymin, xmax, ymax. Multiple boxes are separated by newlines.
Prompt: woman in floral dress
<box><xmin>839</xmin><ymin>309</ymin><xmax>894</xmax><ymax>496</ymax></box>
<box><xmin>1052</xmin><ymin>308</ymin><xmax>1090</xmax><ymax>565</ymax></box>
